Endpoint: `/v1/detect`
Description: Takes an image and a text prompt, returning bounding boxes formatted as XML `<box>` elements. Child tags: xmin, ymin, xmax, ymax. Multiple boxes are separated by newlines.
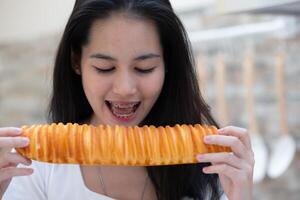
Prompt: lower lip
<box><xmin>106</xmin><ymin>103</ymin><xmax>138</xmax><ymax>123</ymax></box>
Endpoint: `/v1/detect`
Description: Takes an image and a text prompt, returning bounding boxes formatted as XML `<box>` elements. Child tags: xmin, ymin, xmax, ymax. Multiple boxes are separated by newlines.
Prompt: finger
<box><xmin>204</xmin><ymin>135</ymin><xmax>248</xmax><ymax>159</ymax></box>
<box><xmin>0</xmin><ymin>137</ymin><xmax>29</xmax><ymax>149</ymax></box>
<box><xmin>0</xmin><ymin>167</ymin><xmax>33</xmax><ymax>182</ymax></box>
<box><xmin>0</xmin><ymin>152</ymin><xmax>32</xmax><ymax>168</ymax></box>
<box><xmin>1</xmin><ymin>162</ymin><xmax>18</xmax><ymax>168</ymax></box>
<box><xmin>203</xmin><ymin>164</ymin><xmax>251</xmax><ymax>184</ymax></box>
<box><xmin>0</xmin><ymin>127</ymin><xmax>22</xmax><ymax>137</ymax></box>
<box><xmin>197</xmin><ymin>152</ymin><xmax>247</xmax><ymax>170</ymax></box>
<box><xmin>218</xmin><ymin>126</ymin><xmax>252</xmax><ymax>150</ymax></box>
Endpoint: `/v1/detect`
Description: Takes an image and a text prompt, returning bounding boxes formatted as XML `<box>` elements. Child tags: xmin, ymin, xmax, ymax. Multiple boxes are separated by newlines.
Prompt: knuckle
<box><xmin>6</xmin><ymin>154</ymin><xmax>18</xmax><ymax>164</ymax></box>
<box><xmin>240</xmin><ymin>128</ymin><xmax>248</xmax><ymax>134</ymax></box>
<box><xmin>228</xmin><ymin>125</ymin><xmax>234</xmax><ymax>129</ymax></box>
<box><xmin>245</xmin><ymin>164</ymin><xmax>253</xmax><ymax>174</ymax></box>
<box><xmin>226</xmin><ymin>126</ymin><xmax>234</xmax><ymax>131</ymax></box>
<box><xmin>11</xmin><ymin>137</ymin><xmax>25</xmax><ymax>148</ymax></box>
<box><xmin>226</xmin><ymin>153</ymin><xmax>235</xmax><ymax>163</ymax></box>
<box><xmin>240</xmin><ymin>128</ymin><xmax>249</xmax><ymax>137</ymax></box>
<box><xmin>220</xmin><ymin>164</ymin><xmax>228</xmax><ymax>172</ymax></box>
<box><xmin>0</xmin><ymin>127</ymin><xmax>16</xmax><ymax>134</ymax></box>
<box><xmin>250</xmin><ymin>149</ymin><xmax>255</xmax><ymax>157</ymax></box>
<box><xmin>221</xmin><ymin>126</ymin><xmax>231</xmax><ymax>132</ymax></box>
<box><xmin>8</xmin><ymin>138</ymin><xmax>17</xmax><ymax>148</ymax></box>
<box><xmin>3</xmin><ymin>168</ymin><xmax>14</xmax><ymax>178</ymax></box>
<box><xmin>240</xmin><ymin>163</ymin><xmax>253</xmax><ymax>181</ymax></box>
<box><xmin>232</xmin><ymin>137</ymin><xmax>240</xmax><ymax>146</ymax></box>
<box><xmin>1</xmin><ymin>154</ymin><xmax>9</xmax><ymax>164</ymax></box>
<box><xmin>247</xmin><ymin>151</ymin><xmax>255</xmax><ymax>165</ymax></box>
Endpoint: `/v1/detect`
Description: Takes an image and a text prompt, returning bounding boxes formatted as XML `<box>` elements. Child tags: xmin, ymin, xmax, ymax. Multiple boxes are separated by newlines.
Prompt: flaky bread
<box><xmin>16</xmin><ymin>123</ymin><xmax>231</xmax><ymax>166</ymax></box>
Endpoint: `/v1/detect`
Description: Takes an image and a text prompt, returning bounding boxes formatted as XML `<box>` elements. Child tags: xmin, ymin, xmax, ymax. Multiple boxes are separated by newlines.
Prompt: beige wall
<box><xmin>0</xmin><ymin>0</ymin><xmax>75</xmax><ymax>43</ymax></box>
<box><xmin>216</xmin><ymin>0</ymin><xmax>300</xmax><ymax>13</ymax></box>
<box><xmin>0</xmin><ymin>0</ymin><xmax>215</xmax><ymax>43</ymax></box>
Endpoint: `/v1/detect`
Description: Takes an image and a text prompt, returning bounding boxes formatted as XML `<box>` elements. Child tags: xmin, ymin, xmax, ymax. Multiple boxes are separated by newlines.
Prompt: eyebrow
<box><xmin>90</xmin><ymin>53</ymin><xmax>161</xmax><ymax>61</ymax></box>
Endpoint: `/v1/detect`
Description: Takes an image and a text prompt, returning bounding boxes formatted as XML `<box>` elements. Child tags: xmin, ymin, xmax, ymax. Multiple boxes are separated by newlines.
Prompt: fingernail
<box><xmin>12</xmin><ymin>128</ymin><xmax>22</xmax><ymax>134</ymax></box>
<box><xmin>197</xmin><ymin>154</ymin><xmax>205</xmax><ymax>161</ymax></box>
<box><xmin>204</xmin><ymin>136</ymin><xmax>212</xmax><ymax>142</ymax></box>
<box><xmin>202</xmin><ymin>167</ymin><xmax>209</xmax><ymax>173</ymax></box>
<box><xmin>26</xmin><ymin>168</ymin><xmax>34</xmax><ymax>174</ymax></box>
<box><xmin>217</xmin><ymin>129</ymin><xmax>225</xmax><ymax>134</ymax></box>
<box><xmin>21</xmin><ymin>138</ymin><xmax>30</xmax><ymax>145</ymax></box>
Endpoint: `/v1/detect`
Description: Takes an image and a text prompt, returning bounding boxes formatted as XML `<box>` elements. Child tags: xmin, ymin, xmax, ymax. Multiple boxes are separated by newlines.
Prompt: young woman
<box><xmin>0</xmin><ymin>0</ymin><xmax>254</xmax><ymax>199</ymax></box>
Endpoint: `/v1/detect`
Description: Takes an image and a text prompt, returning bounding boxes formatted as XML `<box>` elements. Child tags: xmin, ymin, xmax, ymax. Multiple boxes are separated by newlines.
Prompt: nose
<box><xmin>112</xmin><ymin>70</ymin><xmax>137</xmax><ymax>97</ymax></box>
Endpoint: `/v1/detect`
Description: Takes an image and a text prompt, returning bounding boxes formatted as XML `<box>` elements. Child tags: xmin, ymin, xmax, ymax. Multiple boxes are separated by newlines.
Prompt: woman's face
<box><xmin>78</xmin><ymin>13</ymin><xmax>165</xmax><ymax>126</ymax></box>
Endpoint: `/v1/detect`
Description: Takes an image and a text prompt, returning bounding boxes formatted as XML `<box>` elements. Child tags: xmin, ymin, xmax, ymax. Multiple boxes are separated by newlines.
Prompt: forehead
<box><xmin>85</xmin><ymin>12</ymin><xmax>162</xmax><ymax>57</ymax></box>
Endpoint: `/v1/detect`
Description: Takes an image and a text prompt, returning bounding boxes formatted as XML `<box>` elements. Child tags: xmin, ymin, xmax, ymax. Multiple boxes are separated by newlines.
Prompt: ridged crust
<box><xmin>15</xmin><ymin>123</ymin><xmax>231</xmax><ymax>166</ymax></box>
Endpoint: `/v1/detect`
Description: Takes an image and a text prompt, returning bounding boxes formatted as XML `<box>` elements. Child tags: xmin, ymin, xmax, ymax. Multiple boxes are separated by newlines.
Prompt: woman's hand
<box><xmin>0</xmin><ymin>127</ymin><xmax>33</xmax><ymax>197</ymax></box>
<box><xmin>197</xmin><ymin>126</ymin><xmax>254</xmax><ymax>200</ymax></box>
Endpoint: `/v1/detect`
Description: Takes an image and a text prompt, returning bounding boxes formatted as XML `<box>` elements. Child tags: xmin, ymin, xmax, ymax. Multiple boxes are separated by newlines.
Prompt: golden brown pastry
<box><xmin>15</xmin><ymin>123</ymin><xmax>231</xmax><ymax>166</ymax></box>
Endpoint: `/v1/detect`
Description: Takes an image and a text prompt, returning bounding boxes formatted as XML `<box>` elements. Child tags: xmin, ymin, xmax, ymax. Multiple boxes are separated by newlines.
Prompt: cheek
<box><xmin>81</xmin><ymin>70</ymin><xmax>110</xmax><ymax>101</ymax></box>
<box><xmin>141</xmin><ymin>71</ymin><xmax>165</xmax><ymax>100</ymax></box>
<box><xmin>81</xmin><ymin>72</ymin><xmax>96</xmax><ymax>97</ymax></box>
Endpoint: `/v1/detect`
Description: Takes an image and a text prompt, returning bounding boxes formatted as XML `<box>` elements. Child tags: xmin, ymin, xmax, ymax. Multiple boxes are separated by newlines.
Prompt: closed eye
<box><xmin>135</xmin><ymin>67</ymin><xmax>156</xmax><ymax>74</ymax></box>
<box><xmin>93</xmin><ymin>66</ymin><xmax>115</xmax><ymax>73</ymax></box>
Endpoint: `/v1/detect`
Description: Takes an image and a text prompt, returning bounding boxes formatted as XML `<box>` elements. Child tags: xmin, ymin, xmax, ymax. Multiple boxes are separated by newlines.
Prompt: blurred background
<box><xmin>0</xmin><ymin>0</ymin><xmax>299</xmax><ymax>199</ymax></box>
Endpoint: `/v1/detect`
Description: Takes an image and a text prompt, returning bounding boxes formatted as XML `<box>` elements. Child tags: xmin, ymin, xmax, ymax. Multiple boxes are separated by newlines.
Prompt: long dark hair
<box><xmin>49</xmin><ymin>0</ymin><xmax>223</xmax><ymax>199</ymax></box>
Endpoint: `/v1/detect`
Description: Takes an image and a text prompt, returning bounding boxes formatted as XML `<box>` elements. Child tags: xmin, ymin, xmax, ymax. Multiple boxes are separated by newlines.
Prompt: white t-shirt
<box><xmin>3</xmin><ymin>161</ymin><xmax>227</xmax><ymax>200</ymax></box>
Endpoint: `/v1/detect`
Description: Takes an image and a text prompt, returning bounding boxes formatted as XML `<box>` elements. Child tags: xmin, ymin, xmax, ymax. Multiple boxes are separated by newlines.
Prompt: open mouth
<box><xmin>105</xmin><ymin>100</ymin><xmax>141</xmax><ymax>120</ymax></box>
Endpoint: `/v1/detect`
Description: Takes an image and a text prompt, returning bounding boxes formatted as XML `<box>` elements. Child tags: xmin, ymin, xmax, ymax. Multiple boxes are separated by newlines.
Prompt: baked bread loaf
<box><xmin>16</xmin><ymin>123</ymin><xmax>231</xmax><ymax>166</ymax></box>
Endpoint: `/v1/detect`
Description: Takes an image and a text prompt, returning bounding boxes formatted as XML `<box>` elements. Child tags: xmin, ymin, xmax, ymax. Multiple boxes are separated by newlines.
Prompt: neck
<box><xmin>80</xmin><ymin>165</ymin><xmax>156</xmax><ymax>200</ymax></box>
<box><xmin>102</xmin><ymin>165</ymin><xmax>148</xmax><ymax>184</ymax></box>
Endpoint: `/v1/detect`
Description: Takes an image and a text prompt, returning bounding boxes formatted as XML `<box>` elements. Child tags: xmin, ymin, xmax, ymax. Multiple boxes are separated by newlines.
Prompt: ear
<box><xmin>71</xmin><ymin>50</ymin><xmax>81</xmax><ymax>75</ymax></box>
<box><xmin>73</xmin><ymin>65</ymin><xmax>81</xmax><ymax>75</ymax></box>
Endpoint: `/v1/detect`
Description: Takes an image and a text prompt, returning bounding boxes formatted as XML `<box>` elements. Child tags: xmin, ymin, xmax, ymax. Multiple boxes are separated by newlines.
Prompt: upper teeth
<box><xmin>109</xmin><ymin>101</ymin><xmax>139</xmax><ymax>108</ymax></box>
